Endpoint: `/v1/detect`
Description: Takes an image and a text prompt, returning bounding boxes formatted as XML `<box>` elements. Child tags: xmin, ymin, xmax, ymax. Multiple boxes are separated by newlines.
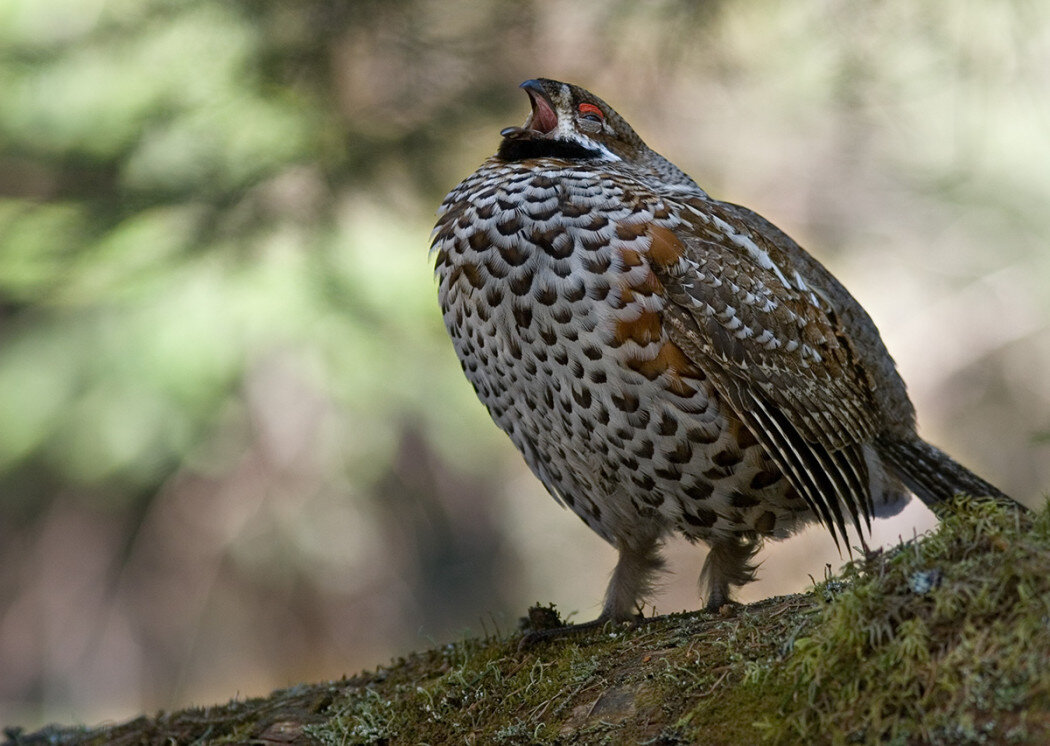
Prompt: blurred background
<box><xmin>1</xmin><ymin>0</ymin><xmax>1048</xmax><ymax>731</ymax></box>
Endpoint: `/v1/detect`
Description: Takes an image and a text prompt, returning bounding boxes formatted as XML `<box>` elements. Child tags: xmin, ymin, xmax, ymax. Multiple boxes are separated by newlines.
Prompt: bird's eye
<box><xmin>577</xmin><ymin>103</ymin><xmax>604</xmax><ymax>123</ymax></box>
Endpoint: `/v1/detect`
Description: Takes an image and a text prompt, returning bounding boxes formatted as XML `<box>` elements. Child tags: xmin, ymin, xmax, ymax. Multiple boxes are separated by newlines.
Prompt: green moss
<box><xmin>305</xmin><ymin>585</ymin><xmax>819</xmax><ymax>743</ymax></box>
<box><xmin>309</xmin><ymin>632</ymin><xmax>625</xmax><ymax>745</ymax></box>
<box><xmin>754</xmin><ymin>498</ymin><xmax>1050</xmax><ymax>745</ymax></box>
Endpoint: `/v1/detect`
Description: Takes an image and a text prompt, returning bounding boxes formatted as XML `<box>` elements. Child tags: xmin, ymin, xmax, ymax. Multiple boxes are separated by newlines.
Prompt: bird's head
<box><xmin>497</xmin><ymin>78</ymin><xmax>700</xmax><ymax>193</ymax></box>
<box><xmin>498</xmin><ymin>78</ymin><xmax>645</xmax><ymax>163</ymax></box>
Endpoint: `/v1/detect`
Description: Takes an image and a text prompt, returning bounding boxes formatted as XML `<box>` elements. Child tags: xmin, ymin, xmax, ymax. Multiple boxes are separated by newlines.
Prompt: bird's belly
<box><xmin>439</xmin><ymin>244</ymin><xmax>810</xmax><ymax>543</ymax></box>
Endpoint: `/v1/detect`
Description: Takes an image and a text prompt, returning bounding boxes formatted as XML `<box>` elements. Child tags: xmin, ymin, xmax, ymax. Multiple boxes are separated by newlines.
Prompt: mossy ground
<box><xmin>6</xmin><ymin>498</ymin><xmax>1049</xmax><ymax>746</ymax></box>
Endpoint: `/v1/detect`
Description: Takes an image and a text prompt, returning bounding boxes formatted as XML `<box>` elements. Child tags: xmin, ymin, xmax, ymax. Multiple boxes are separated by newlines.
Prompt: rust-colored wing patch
<box><xmin>646</xmin><ymin>224</ymin><xmax>687</xmax><ymax>268</ymax></box>
<box><xmin>613</xmin><ymin>310</ymin><xmax>662</xmax><ymax>347</ymax></box>
<box><xmin>626</xmin><ymin>340</ymin><xmax>705</xmax><ymax>396</ymax></box>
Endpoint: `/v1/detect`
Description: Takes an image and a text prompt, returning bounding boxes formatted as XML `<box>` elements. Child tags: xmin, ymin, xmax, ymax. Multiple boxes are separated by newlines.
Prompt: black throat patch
<box><xmin>497</xmin><ymin>137</ymin><xmax>603</xmax><ymax>162</ymax></box>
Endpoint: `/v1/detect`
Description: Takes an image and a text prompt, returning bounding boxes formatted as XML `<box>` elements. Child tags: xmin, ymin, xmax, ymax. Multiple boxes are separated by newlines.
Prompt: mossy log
<box><xmin>5</xmin><ymin>499</ymin><xmax>1049</xmax><ymax>746</ymax></box>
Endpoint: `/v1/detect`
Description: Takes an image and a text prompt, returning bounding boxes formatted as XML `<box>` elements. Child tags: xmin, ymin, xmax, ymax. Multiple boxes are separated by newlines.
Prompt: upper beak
<box><xmin>501</xmin><ymin>79</ymin><xmax>558</xmax><ymax>139</ymax></box>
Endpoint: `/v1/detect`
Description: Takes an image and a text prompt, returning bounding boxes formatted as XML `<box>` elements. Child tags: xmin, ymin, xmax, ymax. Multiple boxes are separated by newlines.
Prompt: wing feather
<box><xmin>650</xmin><ymin>204</ymin><xmax>881</xmax><ymax>544</ymax></box>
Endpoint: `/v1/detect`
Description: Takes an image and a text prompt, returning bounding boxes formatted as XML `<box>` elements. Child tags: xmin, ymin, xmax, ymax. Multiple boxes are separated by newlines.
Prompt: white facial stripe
<box><xmin>546</xmin><ymin>118</ymin><xmax>620</xmax><ymax>161</ymax></box>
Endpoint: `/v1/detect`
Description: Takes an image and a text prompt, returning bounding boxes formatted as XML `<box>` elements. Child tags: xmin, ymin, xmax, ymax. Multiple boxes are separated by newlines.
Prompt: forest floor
<box><xmin>4</xmin><ymin>497</ymin><xmax>1049</xmax><ymax>746</ymax></box>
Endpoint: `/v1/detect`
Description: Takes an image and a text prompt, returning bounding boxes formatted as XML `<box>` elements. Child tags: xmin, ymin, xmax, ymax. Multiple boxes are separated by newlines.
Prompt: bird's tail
<box><xmin>875</xmin><ymin>434</ymin><xmax>1020</xmax><ymax>509</ymax></box>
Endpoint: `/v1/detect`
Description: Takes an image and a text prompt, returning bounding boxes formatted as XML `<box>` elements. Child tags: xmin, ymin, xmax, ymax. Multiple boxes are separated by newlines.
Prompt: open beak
<box><xmin>501</xmin><ymin>79</ymin><xmax>558</xmax><ymax>139</ymax></box>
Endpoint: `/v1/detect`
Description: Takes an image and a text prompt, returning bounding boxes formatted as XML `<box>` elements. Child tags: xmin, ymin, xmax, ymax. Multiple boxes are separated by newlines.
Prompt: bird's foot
<box><xmin>517</xmin><ymin>605</ymin><xmax>645</xmax><ymax>650</ymax></box>
<box><xmin>703</xmin><ymin>596</ymin><xmax>742</xmax><ymax>617</ymax></box>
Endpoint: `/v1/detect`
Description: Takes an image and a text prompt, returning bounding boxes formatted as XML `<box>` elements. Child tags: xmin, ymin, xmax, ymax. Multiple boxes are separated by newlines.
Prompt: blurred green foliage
<box><xmin>0</xmin><ymin>0</ymin><xmax>505</xmax><ymax>515</ymax></box>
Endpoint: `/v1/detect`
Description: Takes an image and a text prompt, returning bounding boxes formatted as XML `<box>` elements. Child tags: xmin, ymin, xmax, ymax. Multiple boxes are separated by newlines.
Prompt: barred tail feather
<box><xmin>874</xmin><ymin>434</ymin><xmax>1017</xmax><ymax>508</ymax></box>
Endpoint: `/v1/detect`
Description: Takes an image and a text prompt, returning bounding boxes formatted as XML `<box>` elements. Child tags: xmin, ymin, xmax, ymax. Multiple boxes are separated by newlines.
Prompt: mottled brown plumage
<box><xmin>432</xmin><ymin>78</ymin><xmax>1016</xmax><ymax>625</ymax></box>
